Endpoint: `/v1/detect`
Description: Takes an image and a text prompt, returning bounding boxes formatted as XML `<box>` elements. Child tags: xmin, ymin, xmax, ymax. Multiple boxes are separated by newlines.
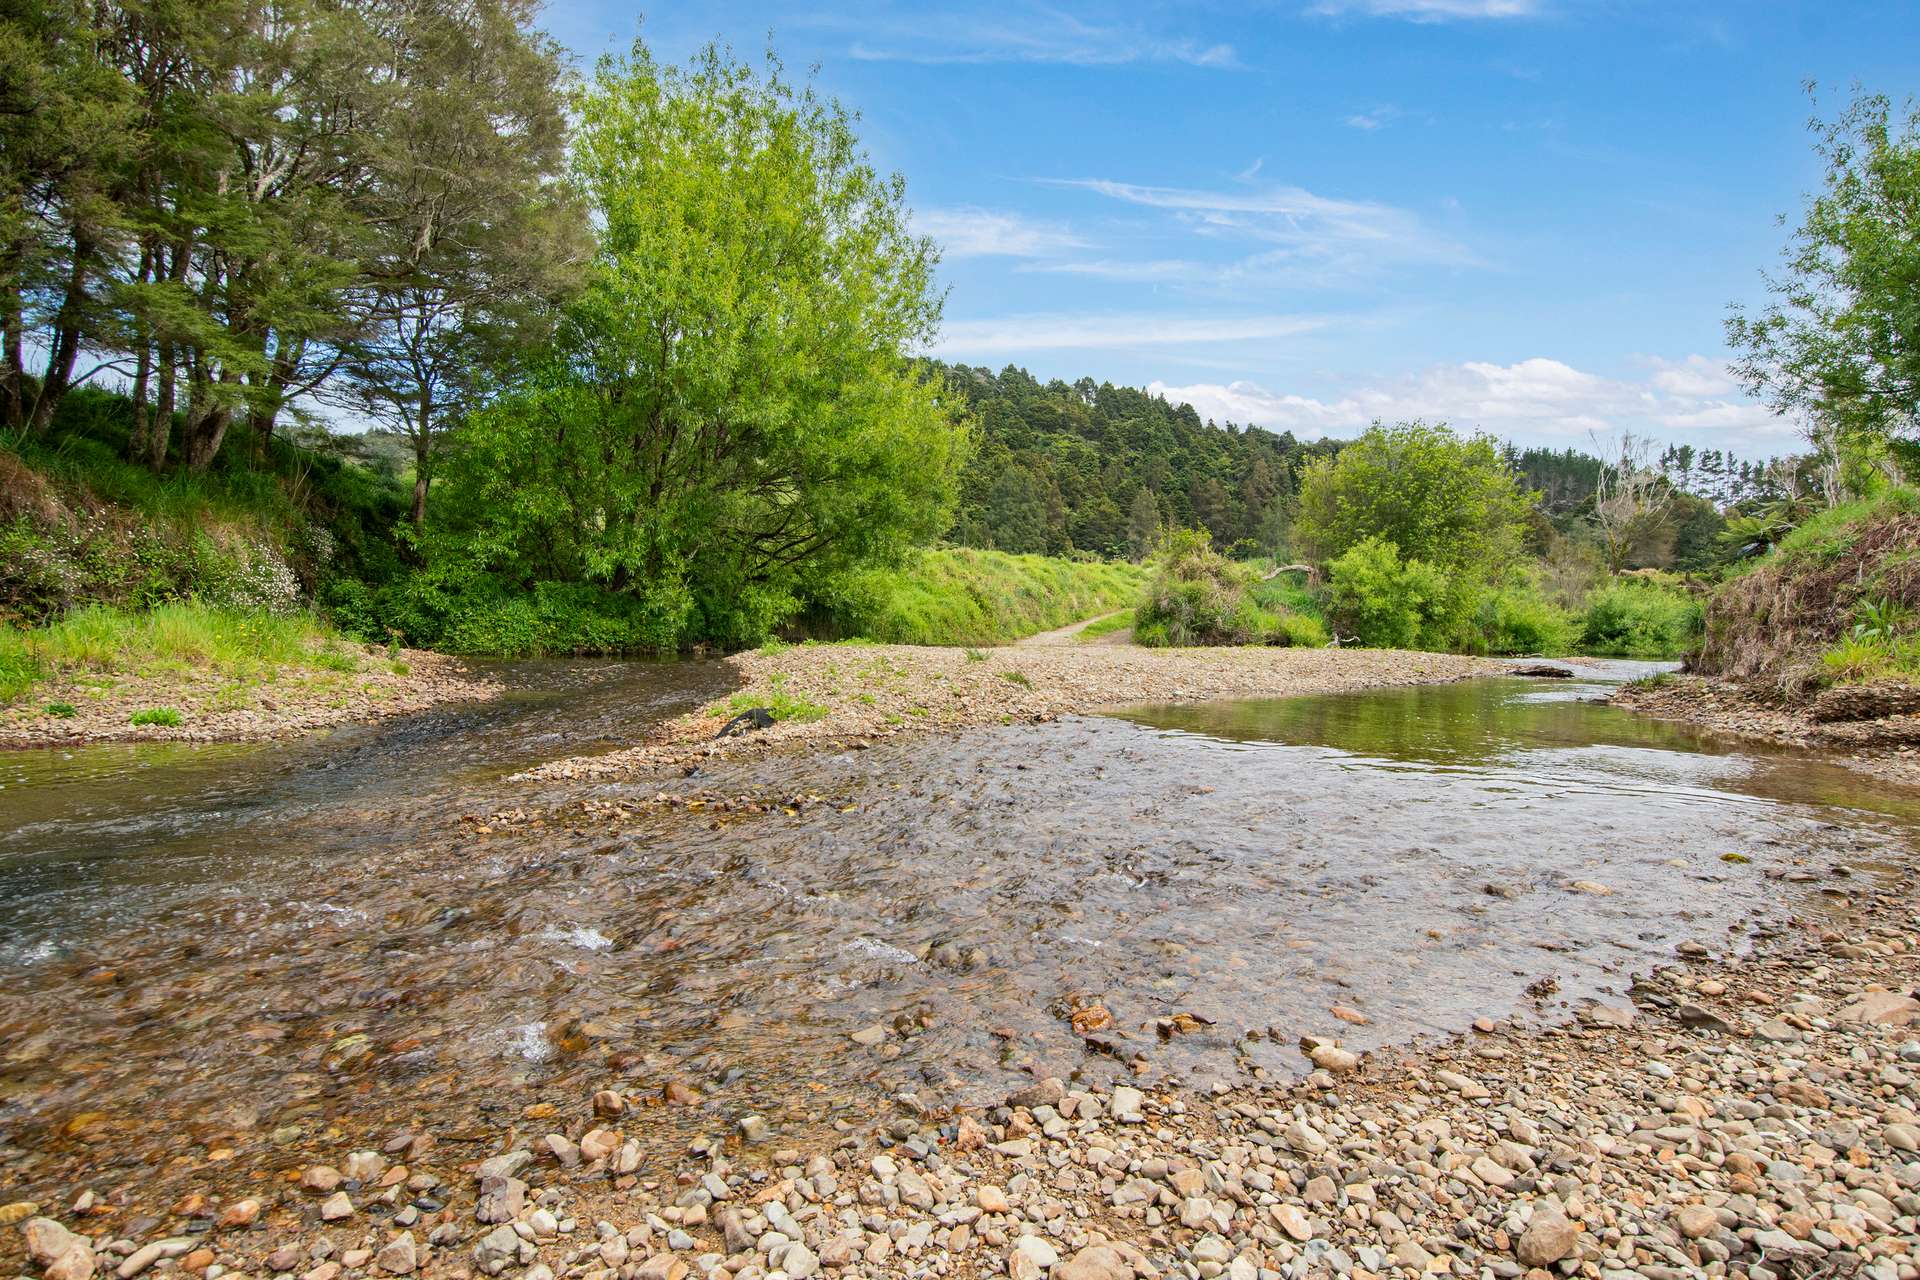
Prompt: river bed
<box><xmin>0</xmin><ymin>656</ymin><xmax>1913</xmax><ymax>1210</ymax></box>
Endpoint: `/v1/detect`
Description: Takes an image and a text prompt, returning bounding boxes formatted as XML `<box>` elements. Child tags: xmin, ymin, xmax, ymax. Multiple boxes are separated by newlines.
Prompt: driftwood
<box><xmin>1260</xmin><ymin>563</ymin><xmax>1315</xmax><ymax>581</ymax></box>
<box><xmin>1509</xmin><ymin>663</ymin><xmax>1575</xmax><ymax>678</ymax></box>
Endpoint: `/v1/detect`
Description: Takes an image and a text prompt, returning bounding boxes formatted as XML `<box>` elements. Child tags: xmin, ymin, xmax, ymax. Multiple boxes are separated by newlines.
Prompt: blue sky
<box><xmin>550</xmin><ymin>1</ymin><xmax>1920</xmax><ymax>455</ymax></box>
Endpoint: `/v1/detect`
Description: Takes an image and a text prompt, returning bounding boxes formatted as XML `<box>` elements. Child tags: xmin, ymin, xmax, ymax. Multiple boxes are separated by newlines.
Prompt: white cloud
<box><xmin>1146</xmin><ymin>354</ymin><xmax>1788</xmax><ymax>449</ymax></box>
<box><xmin>1308</xmin><ymin>0</ymin><xmax>1539</xmax><ymax>19</ymax></box>
<box><xmin>846</xmin><ymin>11</ymin><xmax>1238</xmax><ymax>67</ymax></box>
<box><xmin>1642</xmin><ymin>353</ymin><xmax>1737</xmax><ymax>398</ymax></box>
<box><xmin>1344</xmin><ymin>105</ymin><xmax>1406</xmax><ymax>131</ymax></box>
<box><xmin>1052</xmin><ymin>178</ymin><xmax>1473</xmax><ymax>271</ymax></box>
<box><xmin>929</xmin><ymin>312</ymin><xmax>1328</xmax><ymax>356</ymax></box>
<box><xmin>914</xmin><ymin>207</ymin><xmax>1090</xmax><ymax>259</ymax></box>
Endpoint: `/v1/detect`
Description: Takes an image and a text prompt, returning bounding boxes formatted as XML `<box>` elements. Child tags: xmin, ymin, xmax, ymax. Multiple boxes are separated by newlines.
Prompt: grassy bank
<box><xmin>812</xmin><ymin>548</ymin><xmax>1149</xmax><ymax>646</ymax></box>
<box><xmin>0</xmin><ymin>602</ymin><xmax>398</xmax><ymax>705</ymax></box>
<box><xmin>1699</xmin><ymin>486</ymin><xmax>1920</xmax><ymax>695</ymax></box>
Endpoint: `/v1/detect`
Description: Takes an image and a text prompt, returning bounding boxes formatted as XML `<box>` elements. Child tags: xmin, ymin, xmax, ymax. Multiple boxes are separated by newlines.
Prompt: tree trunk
<box><xmin>149</xmin><ymin>339</ymin><xmax>176</xmax><ymax>471</ymax></box>
<box><xmin>1</xmin><ymin>292</ymin><xmax>22</xmax><ymax>433</ymax></box>
<box><xmin>26</xmin><ymin>231</ymin><xmax>93</xmax><ymax>437</ymax></box>
<box><xmin>410</xmin><ymin>394</ymin><xmax>433</xmax><ymax>529</ymax></box>
<box><xmin>127</xmin><ymin>244</ymin><xmax>155</xmax><ymax>463</ymax></box>
<box><xmin>185</xmin><ymin>403</ymin><xmax>232</xmax><ymax>471</ymax></box>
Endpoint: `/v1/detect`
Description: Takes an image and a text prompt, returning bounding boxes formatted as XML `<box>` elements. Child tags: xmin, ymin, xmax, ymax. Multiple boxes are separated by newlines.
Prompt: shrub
<box><xmin>1579</xmin><ymin>580</ymin><xmax>1703</xmax><ymax>658</ymax></box>
<box><xmin>1137</xmin><ymin>530</ymin><xmax>1267</xmax><ymax>646</ymax></box>
<box><xmin>43</xmin><ymin>701</ymin><xmax>76</xmax><ymax>717</ymax></box>
<box><xmin>1325</xmin><ymin>537</ymin><xmax>1462</xmax><ymax>650</ymax></box>
<box><xmin>1269</xmin><ymin>610</ymin><xmax>1330</xmax><ymax>647</ymax></box>
<box><xmin>1475</xmin><ymin>586</ymin><xmax>1578</xmax><ymax>656</ymax></box>
<box><xmin>130</xmin><ymin>707</ymin><xmax>184</xmax><ymax>727</ymax></box>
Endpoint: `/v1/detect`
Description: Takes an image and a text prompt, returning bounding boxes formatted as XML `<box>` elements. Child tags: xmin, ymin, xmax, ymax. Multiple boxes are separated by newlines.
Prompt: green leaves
<box><xmin>430</xmin><ymin>40</ymin><xmax>966</xmax><ymax>650</ymax></box>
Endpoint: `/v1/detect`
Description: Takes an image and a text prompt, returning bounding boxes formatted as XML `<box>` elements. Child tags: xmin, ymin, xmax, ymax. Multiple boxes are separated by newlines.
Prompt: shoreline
<box><xmin>0</xmin><ymin>648</ymin><xmax>501</xmax><ymax>750</ymax></box>
<box><xmin>3</xmin><ymin>800</ymin><xmax>1913</xmax><ymax>1280</ymax></box>
<box><xmin>1609</xmin><ymin>673</ymin><xmax>1920</xmax><ymax>787</ymax></box>
<box><xmin>523</xmin><ymin>642</ymin><xmax>1504</xmax><ymax>782</ymax></box>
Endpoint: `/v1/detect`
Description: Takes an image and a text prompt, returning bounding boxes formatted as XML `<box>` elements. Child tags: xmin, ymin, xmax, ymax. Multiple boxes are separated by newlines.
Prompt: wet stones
<box><xmin>318</xmin><ymin>1192</ymin><xmax>353</xmax><ymax>1222</ymax></box>
<box><xmin>474</xmin><ymin>1175</ymin><xmax>525</xmax><ymax>1223</ymax></box>
<box><xmin>372</xmin><ymin>1232</ymin><xmax>416</xmax><ymax>1275</ymax></box>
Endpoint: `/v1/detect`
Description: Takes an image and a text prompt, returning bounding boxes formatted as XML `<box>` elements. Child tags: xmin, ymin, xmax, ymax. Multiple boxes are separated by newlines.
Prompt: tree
<box><xmin>434</xmin><ymin>41</ymin><xmax>967</xmax><ymax>647</ymax></box>
<box><xmin>1125</xmin><ymin>488</ymin><xmax>1160</xmax><ymax>561</ymax></box>
<box><xmin>1590</xmin><ymin>431</ymin><xmax>1676</xmax><ymax>573</ymax></box>
<box><xmin>329</xmin><ymin>0</ymin><xmax>583</xmax><ymax>528</ymax></box>
<box><xmin>1727</xmin><ymin>88</ymin><xmax>1920</xmax><ymax>480</ymax></box>
<box><xmin>1292</xmin><ymin>421</ymin><xmax>1532</xmax><ymax>580</ymax></box>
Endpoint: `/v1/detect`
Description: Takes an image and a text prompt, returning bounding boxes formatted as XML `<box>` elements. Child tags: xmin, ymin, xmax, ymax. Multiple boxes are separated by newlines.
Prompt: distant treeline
<box><xmin>932</xmin><ymin>363</ymin><xmax>1796</xmax><ymax>570</ymax></box>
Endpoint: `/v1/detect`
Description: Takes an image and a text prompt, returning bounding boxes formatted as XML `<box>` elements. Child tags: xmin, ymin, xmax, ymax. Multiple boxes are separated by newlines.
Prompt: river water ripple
<box><xmin>0</xmin><ymin>658</ymin><xmax>1912</xmax><ymax>1200</ymax></box>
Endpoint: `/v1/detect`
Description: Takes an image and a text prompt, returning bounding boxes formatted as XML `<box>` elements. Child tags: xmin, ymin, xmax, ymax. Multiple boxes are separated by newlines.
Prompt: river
<box><xmin>0</xmin><ymin>657</ymin><xmax>1913</xmax><ymax>1209</ymax></box>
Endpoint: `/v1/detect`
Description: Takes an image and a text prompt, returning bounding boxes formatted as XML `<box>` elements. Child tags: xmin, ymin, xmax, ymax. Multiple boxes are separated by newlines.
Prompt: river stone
<box><xmin>1012</xmin><ymin>1236</ymin><xmax>1060</xmax><ymax>1270</ymax></box>
<box><xmin>1515</xmin><ymin>1208</ymin><xmax>1578</xmax><ymax>1266</ymax></box>
<box><xmin>1109</xmin><ymin>1086</ymin><xmax>1145</xmax><ymax>1122</ymax></box>
<box><xmin>318</xmin><ymin>1192</ymin><xmax>353</xmax><ymax>1222</ymax></box>
<box><xmin>474</xmin><ymin>1151</ymin><xmax>531</xmax><ymax>1181</ymax></box>
<box><xmin>1674</xmin><ymin>1205</ymin><xmax>1719</xmax><ymax>1239</ymax></box>
<box><xmin>474</xmin><ymin>1176</ymin><xmax>524</xmax><ymax>1223</ymax></box>
<box><xmin>47</xmin><ymin>1244</ymin><xmax>97</xmax><ymax>1280</ymax></box>
<box><xmin>1055</xmin><ymin>1246</ymin><xmax>1130</xmax><ymax>1280</ymax></box>
<box><xmin>374</xmin><ymin>1233</ymin><xmax>417</xmax><ymax>1275</ymax></box>
<box><xmin>1837</xmin><ymin>992</ymin><xmax>1920</xmax><ymax>1026</ymax></box>
<box><xmin>1272</xmin><ymin>1205</ymin><xmax>1313</xmax><ymax>1241</ymax></box>
<box><xmin>1884</xmin><ymin>1123</ymin><xmax>1920</xmax><ymax>1152</ymax></box>
<box><xmin>24</xmin><ymin>1218</ymin><xmax>83</xmax><ymax>1268</ymax></box>
<box><xmin>783</xmin><ymin>1244</ymin><xmax>819</xmax><ymax>1279</ymax></box>
<box><xmin>1434</xmin><ymin>1070</ymin><xmax>1489</xmax><ymax>1099</ymax></box>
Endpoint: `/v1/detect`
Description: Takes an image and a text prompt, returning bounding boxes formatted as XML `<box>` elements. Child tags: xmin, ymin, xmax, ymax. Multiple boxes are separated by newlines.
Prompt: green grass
<box><xmin>823</xmin><ymin>548</ymin><xmax>1149</xmax><ymax>646</ymax></box>
<box><xmin>998</xmin><ymin>669</ymin><xmax>1033</xmax><ymax>688</ymax></box>
<box><xmin>43</xmin><ymin>701</ymin><xmax>76</xmax><ymax>718</ymax></box>
<box><xmin>129</xmin><ymin>707</ymin><xmax>183</xmax><ymax>727</ymax></box>
<box><xmin>0</xmin><ymin>602</ymin><xmax>366</xmax><ymax>704</ymax></box>
<box><xmin>718</xmin><ymin>673</ymin><xmax>828</xmax><ymax>724</ymax></box>
<box><xmin>1729</xmin><ymin>486</ymin><xmax>1920</xmax><ymax>578</ymax></box>
<box><xmin>1074</xmin><ymin>608</ymin><xmax>1136</xmax><ymax>642</ymax></box>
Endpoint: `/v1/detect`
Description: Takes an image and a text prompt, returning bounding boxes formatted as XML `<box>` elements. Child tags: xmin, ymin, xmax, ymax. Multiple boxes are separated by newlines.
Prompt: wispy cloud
<box><xmin>930</xmin><ymin>312</ymin><xmax>1329</xmax><ymax>356</ymax></box>
<box><xmin>1308</xmin><ymin>0</ymin><xmax>1540</xmax><ymax>19</ymax></box>
<box><xmin>1051</xmin><ymin>178</ymin><xmax>1475</xmax><ymax>271</ymax></box>
<box><xmin>1344</xmin><ymin>104</ymin><xmax>1407</xmax><ymax>131</ymax></box>
<box><xmin>844</xmin><ymin>10</ymin><xmax>1238</xmax><ymax>68</ymax></box>
<box><xmin>914</xmin><ymin>207</ymin><xmax>1090</xmax><ymax>259</ymax></box>
<box><xmin>1148</xmin><ymin>353</ymin><xmax>1786</xmax><ymax>447</ymax></box>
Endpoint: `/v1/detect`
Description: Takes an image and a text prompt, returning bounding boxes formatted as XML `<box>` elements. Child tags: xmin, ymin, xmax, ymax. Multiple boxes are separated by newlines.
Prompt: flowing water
<box><xmin>0</xmin><ymin>657</ymin><xmax>1913</xmax><ymax>1205</ymax></box>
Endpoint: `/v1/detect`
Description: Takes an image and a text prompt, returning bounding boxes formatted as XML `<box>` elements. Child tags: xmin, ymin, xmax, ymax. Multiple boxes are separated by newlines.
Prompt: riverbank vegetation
<box><xmin>3</xmin><ymin>10</ymin><xmax>1914</xmax><ymax>694</ymax></box>
<box><xmin>806</xmin><ymin>549</ymin><xmax>1146</xmax><ymax>647</ymax></box>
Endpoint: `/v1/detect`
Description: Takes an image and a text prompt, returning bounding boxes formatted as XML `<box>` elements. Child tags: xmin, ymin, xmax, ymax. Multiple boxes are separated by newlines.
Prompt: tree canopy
<box><xmin>430</xmin><ymin>43</ymin><xmax>967</xmax><ymax>648</ymax></box>
<box><xmin>1727</xmin><ymin>89</ymin><xmax>1920</xmax><ymax>479</ymax></box>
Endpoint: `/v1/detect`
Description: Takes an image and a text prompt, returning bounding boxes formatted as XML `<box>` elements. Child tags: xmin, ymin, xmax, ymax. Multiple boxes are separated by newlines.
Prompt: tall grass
<box><xmin>0</xmin><ymin>602</ymin><xmax>357</xmax><ymax>702</ymax></box>
<box><xmin>822</xmin><ymin>549</ymin><xmax>1149</xmax><ymax>646</ymax></box>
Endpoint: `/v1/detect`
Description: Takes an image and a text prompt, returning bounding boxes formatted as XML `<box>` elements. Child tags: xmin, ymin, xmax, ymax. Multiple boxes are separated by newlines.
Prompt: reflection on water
<box><xmin>0</xmin><ymin>660</ymin><xmax>1912</xmax><ymax>1209</ymax></box>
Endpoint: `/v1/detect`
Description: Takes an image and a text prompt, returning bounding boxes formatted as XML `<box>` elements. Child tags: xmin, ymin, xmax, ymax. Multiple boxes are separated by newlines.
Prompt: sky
<box><xmin>547</xmin><ymin>1</ymin><xmax>1920</xmax><ymax>456</ymax></box>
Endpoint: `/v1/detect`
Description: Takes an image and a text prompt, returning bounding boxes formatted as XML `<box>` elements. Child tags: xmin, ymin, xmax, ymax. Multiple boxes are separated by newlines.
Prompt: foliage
<box><xmin>813</xmin><ymin>548</ymin><xmax>1146</xmax><ymax>647</ymax></box>
<box><xmin>129</xmin><ymin>707</ymin><xmax>183</xmax><ymax>726</ymax></box>
<box><xmin>1578</xmin><ymin>580</ymin><xmax>1704</xmax><ymax>658</ymax></box>
<box><xmin>3</xmin><ymin>0</ymin><xmax>581</xmax><ymax>476</ymax></box>
<box><xmin>1135</xmin><ymin>530</ymin><xmax>1321</xmax><ymax>648</ymax></box>
<box><xmin>936</xmin><ymin>364</ymin><xmax>1318</xmax><ymax>558</ymax></box>
<box><xmin>721</xmin><ymin>674</ymin><xmax>826</xmax><ymax>724</ymax></box>
<box><xmin>43</xmin><ymin>701</ymin><xmax>76</xmax><ymax>717</ymax></box>
<box><xmin>0</xmin><ymin>601</ymin><xmax>354</xmax><ymax>702</ymax></box>
<box><xmin>431</xmin><ymin>42</ymin><xmax>965</xmax><ymax>651</ymax></box>
<box><xmin>1474</xmin><ymin>585</ymin><xmax>1579</xmax><ymax>656</ymax></box>
<box><xmin>1295</xmin><ymin>422</ymin><xmax>1532</xmax><ymax>591</ymax></box>
<box><xmin>1323</xmin><ymin>536</ymin><xmax>1462</xmax><ymax>651</ymax></box>
<box><xmin>1727</xmin><ymin>89</ymin><xmax>1920</xmax><ymax>481</ymax></box>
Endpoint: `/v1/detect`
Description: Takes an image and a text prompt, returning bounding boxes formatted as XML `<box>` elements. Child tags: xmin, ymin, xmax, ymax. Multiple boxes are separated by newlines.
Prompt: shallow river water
<box><xmin>0</xmin><ymin>657</ymin><xmax>1914</xmax><ymax>1203</ymax></box>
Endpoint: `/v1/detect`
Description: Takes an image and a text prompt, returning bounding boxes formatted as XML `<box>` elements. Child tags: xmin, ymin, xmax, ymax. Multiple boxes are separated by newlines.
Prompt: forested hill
<box><xmin>936</xmin><ymin>364</ymin><xmax>1790</xmax><ymax>563</ymax></box>
<box><xmin>938</xmin><ymin>364</ymin><xmax>1338</xmax><ymax>559</ymax></box>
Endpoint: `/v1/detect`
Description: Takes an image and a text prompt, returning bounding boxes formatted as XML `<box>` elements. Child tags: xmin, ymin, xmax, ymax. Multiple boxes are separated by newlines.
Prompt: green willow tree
<box><xmin>433</xmin><ymin>41</ymin><xmax>967</xmax><ymax>648</ymax></box>
<box><xmin>1727</xmin><ymin>89</ymin><xmax>1920</xmax><ymax>484</ymax></box>
<box><xmin>1294</xmin><ymin>421</ymin><xmax>1532</xmax><ymax>576</ymax></box>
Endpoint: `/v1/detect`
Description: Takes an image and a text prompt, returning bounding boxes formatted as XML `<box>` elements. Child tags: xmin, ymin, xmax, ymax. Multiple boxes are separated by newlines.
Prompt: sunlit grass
<box><xmin>0</xmin><ymin>603</ymin><xmax>369</xmax><ymax>703</ymax></box>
